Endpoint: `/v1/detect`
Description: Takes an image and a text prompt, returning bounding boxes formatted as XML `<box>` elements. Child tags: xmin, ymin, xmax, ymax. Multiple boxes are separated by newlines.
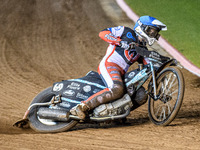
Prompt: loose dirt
<box><xmin>0</xmin><ymin>0</ymin><xmax>199</xmax><ymax>149</ymax></box>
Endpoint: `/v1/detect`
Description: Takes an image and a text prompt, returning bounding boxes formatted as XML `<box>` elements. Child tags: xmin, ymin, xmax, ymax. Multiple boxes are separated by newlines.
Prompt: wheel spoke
<box><xmin>155</xmin><ymin>105</ymin><xmax>162</xmax><ymax>117</ymax></box>
<box><xmin>162</xmin><ymin>107</ymin><xmax>166</xmax><ymax>120</ymax></box>
<box><xmin>158</xmin><ymin>106</ymin><xmax>166</xmax><ymax>121</ymax></box>
<box><xmin>170</xmin><ymin>89</ymin><xmax>178</xmax><ymax>96</ymax></box>
<box><xmin>166</xmin><ymin>74</ymin><xmax>177</xmax><ymax>95</ymax></box>
<box><xmin>160</xmin><ymin>73</ymin><xmax>173</xmax><ymax>95</ymax></box>
<box><xmin>170</xmin><ymin>81</ymin><xmax>178</xmax><ymax>89</ymax></box>
<box><xmin>159</xmin><ymin>82</ymin><xmax>165</xmax><ymax>96</ymax></box>
<box><xmin>166</xmin><ymin>102</ymin><xmax>172</xmax><ymax>115</ymax></box>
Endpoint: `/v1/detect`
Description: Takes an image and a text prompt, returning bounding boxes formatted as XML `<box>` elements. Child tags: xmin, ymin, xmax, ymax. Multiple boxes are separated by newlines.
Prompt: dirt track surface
<box><xmin>0</xmin><ymin>0</ymin><xmax>199</xmax><ymax>149</ymax></box>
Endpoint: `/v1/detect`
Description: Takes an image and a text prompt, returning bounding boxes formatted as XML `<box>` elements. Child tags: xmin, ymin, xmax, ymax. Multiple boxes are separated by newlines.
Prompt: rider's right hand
<box><xmin>120</xmin><ymin>41</ymin><xmax>130</xmax><ymax>50</ymax></box>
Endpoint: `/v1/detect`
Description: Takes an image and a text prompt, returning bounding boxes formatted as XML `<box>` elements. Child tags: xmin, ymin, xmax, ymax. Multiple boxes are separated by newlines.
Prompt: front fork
<box><xmin>150</xmin><ymin>62</ymin><xmax>157</xmax><ymax>100</ymax></box>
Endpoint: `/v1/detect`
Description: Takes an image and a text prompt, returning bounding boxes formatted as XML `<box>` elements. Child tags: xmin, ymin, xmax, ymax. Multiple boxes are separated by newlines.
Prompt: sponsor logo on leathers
<box><xmin>76</xmin><ymin>93</ymin><xmax>89</xmax><ymax>100</ymax></box>
<box><xmin>83</xmin><ymin>85</ymin><xmax>91</xmax><ymax>92</ymax></box>
<box><xmin>67</xmin><ymin>82</ymin><xmax>81</xmax><ymax>90</ymax></box>
<box><xmin>63</xmin><ymin>90</ymin><xmax>75</xmax><ymax>96</ymax></box>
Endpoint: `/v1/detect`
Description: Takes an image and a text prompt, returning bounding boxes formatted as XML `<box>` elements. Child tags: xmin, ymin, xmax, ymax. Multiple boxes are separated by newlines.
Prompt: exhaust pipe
<box><xmin>37</xmin><ymin>107</ymin><xmax>70</xmax><ymax>122</ymax></box>
<box><xmin>37</xmin><ymin>107</ymin><xmax>131</xmax><ymax>122</ymax></box>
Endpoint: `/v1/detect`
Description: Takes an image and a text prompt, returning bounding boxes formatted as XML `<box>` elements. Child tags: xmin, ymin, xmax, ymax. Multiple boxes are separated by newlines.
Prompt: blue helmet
<box><xmin>134</xmin><ymin>16</ymin><xmax>167</xmax><ymax>46</ymax></box>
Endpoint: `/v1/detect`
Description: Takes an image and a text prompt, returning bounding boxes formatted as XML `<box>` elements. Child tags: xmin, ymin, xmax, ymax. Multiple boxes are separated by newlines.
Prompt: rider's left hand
<box><xmin>129</xmin><ymin>42</ymin><xmax>136</xmax><ymax>50</ymax></box>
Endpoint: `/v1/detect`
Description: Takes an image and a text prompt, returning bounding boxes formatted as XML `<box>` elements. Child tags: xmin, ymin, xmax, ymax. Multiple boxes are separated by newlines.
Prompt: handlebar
<box><xmin>132</xmin><ymin>45</ymin><xmax>170</xmax><ymax>62</ymax></box>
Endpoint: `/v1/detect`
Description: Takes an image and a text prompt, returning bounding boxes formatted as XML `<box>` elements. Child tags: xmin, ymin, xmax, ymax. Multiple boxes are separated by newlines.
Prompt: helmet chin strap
<box><xmin>135</xmin><ymin>26</ymin><xmax>155</xmax><ymax>46</ymax></box>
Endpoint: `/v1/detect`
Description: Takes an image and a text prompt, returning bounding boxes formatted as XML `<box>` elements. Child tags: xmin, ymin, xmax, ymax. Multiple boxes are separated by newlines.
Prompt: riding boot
<box><xmin>70</xmin><ymin>103</ymin><xmax>90</xmax><ymax>120</ymax></box>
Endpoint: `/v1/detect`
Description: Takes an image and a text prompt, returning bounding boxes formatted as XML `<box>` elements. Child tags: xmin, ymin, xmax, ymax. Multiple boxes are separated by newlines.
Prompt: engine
<box><xmin>92</xmin><ymin>94</ymin><xmax>133</xmax><ymax>117</ymax></box>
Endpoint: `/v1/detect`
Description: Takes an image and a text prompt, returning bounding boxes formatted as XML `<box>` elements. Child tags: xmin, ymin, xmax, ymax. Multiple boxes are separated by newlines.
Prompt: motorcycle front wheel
<box><xmin>28</xmin><ymin>87</ymin><xmax>78</xmax><ymax>133</ymax></box>
<box><xmin>148</xmin><ymin>66</ymin><xmax>185</xmax><ymax>126</ymax></box>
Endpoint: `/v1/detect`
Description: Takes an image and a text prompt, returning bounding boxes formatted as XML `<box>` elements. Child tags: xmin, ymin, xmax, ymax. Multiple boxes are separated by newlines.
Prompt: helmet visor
<box><xmin>145</xmin><ymin>26</ymin><xmax>160</xmax><ymax>40</ymax></box>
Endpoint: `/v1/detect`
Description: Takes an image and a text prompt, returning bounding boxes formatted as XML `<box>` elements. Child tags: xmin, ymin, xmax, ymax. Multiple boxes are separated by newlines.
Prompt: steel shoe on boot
<box><xmin>70</xmin><ymin>103</ymin><xmax>89</xmax><ymax>120</ymax></box>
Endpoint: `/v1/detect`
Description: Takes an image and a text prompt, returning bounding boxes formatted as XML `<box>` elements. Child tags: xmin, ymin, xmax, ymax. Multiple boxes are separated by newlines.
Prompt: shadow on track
<box><xmin>70</xmin><ymin>117</ymin><xmax>150</xmax><ymax>132</ymax></box>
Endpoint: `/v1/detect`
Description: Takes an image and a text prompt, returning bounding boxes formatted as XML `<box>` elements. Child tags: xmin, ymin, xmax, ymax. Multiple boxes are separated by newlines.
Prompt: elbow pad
<box><xmin>99</xmin><ymin>30</ymin><xmax>121</xmax><ymax>45</ymax></box>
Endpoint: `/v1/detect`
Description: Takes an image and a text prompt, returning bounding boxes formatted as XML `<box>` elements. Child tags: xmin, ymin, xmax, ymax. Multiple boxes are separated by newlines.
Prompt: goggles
<box><xmin>144</xmin><ymin>26</ymin><xmax>160</xmax><ymax>40</ymax></box>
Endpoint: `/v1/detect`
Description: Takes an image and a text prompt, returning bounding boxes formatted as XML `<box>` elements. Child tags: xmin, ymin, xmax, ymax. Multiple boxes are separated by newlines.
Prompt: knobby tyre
<box><xmin>148</xmin><ymin>66</ymin><xmax>185</xmax><ymax>126</ymax></box>
<box><xmin>28</xmin><ymin>87</ymin><xmax>78</xmax><ymax>133</ymax></box>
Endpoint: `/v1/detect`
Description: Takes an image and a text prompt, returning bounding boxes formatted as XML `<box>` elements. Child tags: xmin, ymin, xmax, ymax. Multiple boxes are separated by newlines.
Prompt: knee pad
<box><xmin>85</xmin><ymin>84</ymin><xmax>125</xmax><ymax>109</ymax></box>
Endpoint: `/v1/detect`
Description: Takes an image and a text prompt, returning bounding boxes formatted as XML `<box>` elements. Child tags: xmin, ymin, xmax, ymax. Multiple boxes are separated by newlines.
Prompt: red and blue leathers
<box><xmin>83</xmin><ymin>26</ymin><xmax>149</xmax><ymax>109</ymax></box>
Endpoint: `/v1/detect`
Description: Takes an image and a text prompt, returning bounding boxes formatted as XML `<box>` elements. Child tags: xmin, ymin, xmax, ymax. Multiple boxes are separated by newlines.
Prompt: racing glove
<box><xmin>120</xmin><ymin>41</ymin><xmax>130</xmax><ymax>50</ymax></box>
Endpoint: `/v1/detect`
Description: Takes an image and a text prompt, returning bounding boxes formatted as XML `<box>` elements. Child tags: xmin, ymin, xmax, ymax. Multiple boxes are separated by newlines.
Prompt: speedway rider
<box><xmin>70</xmin><ymin>16</ymin><xmax>167</xmax><ymax>119</ymax></box>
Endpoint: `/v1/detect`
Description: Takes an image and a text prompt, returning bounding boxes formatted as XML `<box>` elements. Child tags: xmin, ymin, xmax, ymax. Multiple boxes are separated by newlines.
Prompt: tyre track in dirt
<box><xmin>0</xmin><ymin>0</ymin><xmax>199</xmax><ymax>150</ymax></box>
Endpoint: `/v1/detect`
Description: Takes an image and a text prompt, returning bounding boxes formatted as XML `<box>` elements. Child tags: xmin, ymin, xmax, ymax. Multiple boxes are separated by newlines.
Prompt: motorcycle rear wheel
<box><xmin>148</xmin><ymin>66</ymin><xmax>185</xmax><ymax>126</ymax></box>
<box><xmin>28</xmin><ymin>87</ymin><xmax>78</xmax><ymax>133</ymax></box>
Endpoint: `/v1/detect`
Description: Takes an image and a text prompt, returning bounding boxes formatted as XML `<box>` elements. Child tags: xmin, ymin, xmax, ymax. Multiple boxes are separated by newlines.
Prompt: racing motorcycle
<box><xmin>14</xmin><ymin>46</ymin><xmax>185</xmax><ymax>133</ymax></box>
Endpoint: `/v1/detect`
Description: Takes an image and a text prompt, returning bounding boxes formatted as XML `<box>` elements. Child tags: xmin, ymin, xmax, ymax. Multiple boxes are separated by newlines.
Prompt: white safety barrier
<box><xmin>116</xmin><ymin>0</ymin><xmax>200</xmax><ymax>77</ymax></box>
